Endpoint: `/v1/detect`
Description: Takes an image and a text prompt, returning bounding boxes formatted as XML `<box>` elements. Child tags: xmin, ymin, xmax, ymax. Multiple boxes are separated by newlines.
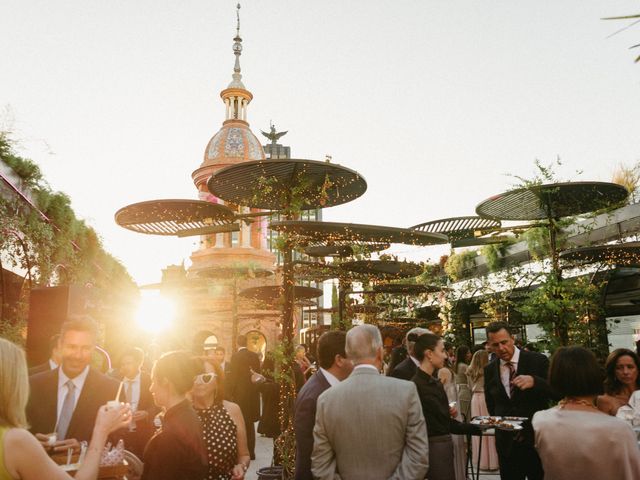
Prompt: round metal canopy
<box><xmin>371</xmin><ymin>283</ymin><xmax>444</xmax><ymax>294</ymax></box>
<box><xmin>559</xmin><ymin>242</ymin><xmax>640</xmax><ymax>266</ymax></box>
<box><xmin>303</xmin><ymin>243</ymin><xmax>390</xmax><ymax>258</ymax></box>
<box><xmin>115</xmin><ymin>199</ymin><xmax>236</xmax><ymax>237</ymax></box>
<box><xmin>269</xmin><ymin>221</ymin><xmax>448</xmax><ymax>246</ymax></box>
<box><xmin>339</xmin><ymin>260</ymin><xmax>423</xmax><ymax>279</ymax></box>
<box><xmin>207</xmin><ymin>159</ymin><xmax>367</xmax><ymax>210</ymax></box>
<box><xmin>476</xmin><ymin>182</ymin><xmax>629</xmax><ymax>221</ymax></box>
<box><xmin>411</xmin><ymin>216</ymin><xmax>501</xmax><ymax>236</ymax></box>
<box><xmin>239</xmin><ymin>285</ymin><xmax>323</xmax><ymax>302</ymax></box>
<box><xmin>197</xmin><ymin>266</ymin><xmax>274</xmax><ymax>279</ymax></box>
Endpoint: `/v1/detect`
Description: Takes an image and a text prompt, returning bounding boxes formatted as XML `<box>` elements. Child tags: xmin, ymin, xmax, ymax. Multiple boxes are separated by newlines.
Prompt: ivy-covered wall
<box><xmin>0</xmin><ymin>132</ymin><xmax>137</xmax><ymax>345</ymax></box>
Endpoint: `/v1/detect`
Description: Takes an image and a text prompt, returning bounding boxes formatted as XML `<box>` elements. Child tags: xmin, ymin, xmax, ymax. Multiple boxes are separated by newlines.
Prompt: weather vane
<box><xmin>261</xmin><ymin>121</ymin><xmax>288</xmax><ymax>145</ymax></box>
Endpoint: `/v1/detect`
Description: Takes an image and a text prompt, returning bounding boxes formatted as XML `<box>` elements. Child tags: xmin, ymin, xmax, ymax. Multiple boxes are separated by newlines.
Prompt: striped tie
<box><xmin>56</xmin><ymin>380</ymin><xmax>76</xmax><ymax>440</ymax></box>
<box><xmin>506</xmin><ymin>361</ymin><xmax>516</xmax><ymax>398</ymax></box>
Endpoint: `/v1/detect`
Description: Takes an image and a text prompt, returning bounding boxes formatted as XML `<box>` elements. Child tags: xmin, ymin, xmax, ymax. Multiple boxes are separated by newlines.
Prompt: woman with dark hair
<box><xmin>597</xmin><ymin>348</ymin><xmax>640</xmax><ymax>415</ymax></box>
<box><xmin>532</xmin><ymin>346</ymin><xmax>640</xmax><ymax>479</ymax></box>
<box><xmin>411</xmin><ymin>333</ymin><xmax>479</xmax><ymax>480</ymax></box>
<box><xmin>192</xmin><ymin>359</ymin><xmax>250</xmax><ymax>480</ymax></box>
<box><xmin>143</xmin><ymin>351</ymin><xmax>208</xmax><ymax>480</ymax></box>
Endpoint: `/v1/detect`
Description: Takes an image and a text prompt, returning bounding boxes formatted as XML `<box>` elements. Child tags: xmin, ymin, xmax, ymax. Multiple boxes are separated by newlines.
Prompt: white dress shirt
<box><xmin>319</xmin><ymin>367</ymin><xmax>340</xmax><ymax>387</ymax></box>
<box><xmin>500</xmin><ymin>347</ymin><xmax>520</xmax><ymax>397</ymax></box>
<box><xmin>49</xmin><ymin>359</ymin><xmax>59</xmax><ymax>370</ymax></box>
<box><xmin>57</xmin><ymin>365</ymin><xmax>90</xmax><ymax>421</ymax></box>
<box><xmin>354</xmin><ymin>364</ymin><xmax>379</xmax><ymax>373</ymax></box>
<box><xmin>123</xmin><ymin>373</ymin><xmax>141</xmax><ymax>410</ymax></box>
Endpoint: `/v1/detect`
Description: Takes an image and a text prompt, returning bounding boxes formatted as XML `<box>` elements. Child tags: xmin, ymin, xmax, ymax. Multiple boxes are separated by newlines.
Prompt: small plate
<box><xmin>471</xmin><ymin>417</ymin><xmax>523</xmax><ymax>431</ymax></box>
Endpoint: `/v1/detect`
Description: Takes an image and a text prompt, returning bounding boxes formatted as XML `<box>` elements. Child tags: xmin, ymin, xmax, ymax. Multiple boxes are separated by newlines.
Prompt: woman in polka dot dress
<box><xmin>192</xmin><ymin>360</ymin><xmax>250</xmax><ymax>480</ymax></box>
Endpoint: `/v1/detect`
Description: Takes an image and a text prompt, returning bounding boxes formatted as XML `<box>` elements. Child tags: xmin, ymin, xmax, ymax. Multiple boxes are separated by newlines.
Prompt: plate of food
<box><xmin>503</xmin><ymin>416</ymin><xmax>528</xmax><ymax>422</ymax></box>
<box><xmin>471</xmin><ymin>416</ymin><xmax>523</xmax><ymax>431</ymax></box>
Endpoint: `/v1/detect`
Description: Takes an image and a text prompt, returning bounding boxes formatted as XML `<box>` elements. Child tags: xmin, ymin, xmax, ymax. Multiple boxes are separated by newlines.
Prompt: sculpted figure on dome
<box><xmin>261</xmin><ymin>123</ymin><xmax>288</xmax><ymax>145</ymax></box>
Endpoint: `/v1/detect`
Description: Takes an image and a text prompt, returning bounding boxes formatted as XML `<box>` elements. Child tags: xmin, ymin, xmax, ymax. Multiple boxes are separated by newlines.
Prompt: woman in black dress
<box><xmin>192</xmin><ymin>359</ymin><xmax>250</xmax><ymax>480</ymax></box>
<box><xmin>411</xmin><ymin>333</ymin><xmax>479</xmax><ymax>480</ymax></box>
<box><xmin>143</xmin><ymin>351</ymin><xmax>208</xmax><ymax>480</ymax></box>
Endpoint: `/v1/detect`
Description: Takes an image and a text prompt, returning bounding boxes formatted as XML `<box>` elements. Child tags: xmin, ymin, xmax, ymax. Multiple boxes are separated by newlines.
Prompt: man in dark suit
<box><xmin>28</xmin><ymin>334</ymin><xmax>62</xmax><ymax>376</ymax></box>
<box><xmin>294</xmin><ymin>331</ymin><xmax>353</xmax><ymax>480</ymax></box>
<box><xmin>113</xmin><ymin>346</ymin><xmax>158</xmax><ymax>458</ymax></box>
<box><xmin>484</xmin><ymin>321</ymin><xmax>555</xmax><ymax>480</ymax></box>
<box><xmin>27</xmin><ymin>317</ymin><xmax>120</xmax><ymax>452</ymax></box>
<box><xmin>212</xmin><ymin>345</ymin><xmax>231</xmax><ymax>376</ymax></box>
<box><xmin>390</xmin><ymin>327</ymin><xmax>430</xmax><ymax>381</ymax></box>
<box><xmin>229</xmin><ymin>334</ymin><xmax>261</xmax><ymax>459</ymax></box>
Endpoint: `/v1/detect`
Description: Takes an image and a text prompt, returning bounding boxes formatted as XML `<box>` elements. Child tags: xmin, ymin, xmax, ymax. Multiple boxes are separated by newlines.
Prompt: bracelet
<box><xmin>238</xmin><ymin>463</ymin><xmax>248</xmax><ymax>472</ymax></box>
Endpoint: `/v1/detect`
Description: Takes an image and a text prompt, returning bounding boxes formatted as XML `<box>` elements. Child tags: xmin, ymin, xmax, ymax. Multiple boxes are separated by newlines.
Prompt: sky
<box><xmin>2</xmin><ymin>1</ymin><xmax>640</xmax><ymax>286</ymax></box>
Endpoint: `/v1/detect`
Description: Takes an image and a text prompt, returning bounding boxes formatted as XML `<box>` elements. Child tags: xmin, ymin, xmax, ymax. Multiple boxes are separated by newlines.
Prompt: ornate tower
<box><xmin>190</xmin><ymin>4</ymin><xmax>275</xmax><ymax>271</ymax></box>
<box><xmin>185</xmin><ymin>5</ymin><xmax>279</xmax><ymax>358</ymax></box>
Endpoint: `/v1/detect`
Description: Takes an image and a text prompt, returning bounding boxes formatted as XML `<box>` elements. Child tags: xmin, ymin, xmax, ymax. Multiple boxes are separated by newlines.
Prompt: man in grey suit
<box><xmin>311</xmin><ymin>324</ymin><xmax>429</xmax><ymax>480</ymax></box>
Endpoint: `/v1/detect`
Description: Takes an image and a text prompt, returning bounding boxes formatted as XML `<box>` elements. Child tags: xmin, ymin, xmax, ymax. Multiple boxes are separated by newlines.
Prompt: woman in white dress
<box><xmin>532</xmin><ymin>346</ymin><xmax>640</xmax><ymax>480</ymax></box>
<box><xmin>466</xmin><ymin>350</ymin><xmax>498</xmax><ymax>471</ymax></box>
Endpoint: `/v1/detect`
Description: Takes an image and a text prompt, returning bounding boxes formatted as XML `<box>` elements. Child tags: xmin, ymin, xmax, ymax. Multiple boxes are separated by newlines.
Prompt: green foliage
<box><xmin>509</xmin><ymin>158</ymin><xmax>579</xmax><ymax>189</ymax></box>
<box><xmin>0</xmin><ymin>131</ymin><xmax>137</xmax><ymax>328</ymax></box>
<box><xmin>330</xmin><ymin>283</ymin><xmax>339</xmax><ymax>329</ymax></box>
<box><xmin>439</xmin><ymin>298</ymin><xmax>471</xmax><ymax>348</ymax></box>
<box><xmin>522</xmin><ymin>226</ymin><xmax>550</xmax><ymax>261</ymax></box>
<box><xmin>444</xmin><ymin>250</ymin><xmax>477</xmax><ymax>281</ymax></box>
<box><xmin>480</xmin><ymin>241</ymin><xmax>516</xmax><ymax>272</ymax></box>
<box><xmin>270</xmin><ymin>339</ymin><xmax>297</xmax><ymax>475</ymax></box>
<box><xmin>517</xmin><ymin>274</ymin><xmax>605</xmax><ymax>354</ymax></box>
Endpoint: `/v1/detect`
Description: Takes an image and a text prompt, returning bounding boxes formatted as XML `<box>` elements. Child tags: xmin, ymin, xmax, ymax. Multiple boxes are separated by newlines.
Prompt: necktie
<box><xmin>506</xmin><ymin>361</ymin><xmax>516</xmax><ymax>398</ymax></box>
<box><xmin>125</xmin><ymin>380</ymin><xmax>134</xmax><ymax>404</ymax></box>
<box><xmin>56</xmin><ymin>380</ymin><xmax>76</xmax><ymax>440</ymax></box>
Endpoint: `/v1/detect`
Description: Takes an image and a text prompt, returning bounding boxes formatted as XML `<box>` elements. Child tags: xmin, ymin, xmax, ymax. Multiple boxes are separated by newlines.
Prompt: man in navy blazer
<box><xmin>27</xmin><ymin>318</ymin><xmax>120</xmax><ymax>452</ymax></box>
<box><xmin>293</xmin><ymin>331</ymin><xmax>353</xmax><ymax>480</ymax></box>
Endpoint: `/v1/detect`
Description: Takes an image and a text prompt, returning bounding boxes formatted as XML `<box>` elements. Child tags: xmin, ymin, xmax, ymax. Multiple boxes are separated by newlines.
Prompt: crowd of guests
<box><xmin>0</xmin><ymin>318</ymin><xmax>259</xmax><ymax>480</ymax></box>
<box><xmin>2</xmin><ymin>317</ymin><xmax>640</xmax><ymax>479</ymax></box>
<box><xmin>293</xmin><ymin>322</ymin><xmax>640</xmax><ymax>480</ymax></box>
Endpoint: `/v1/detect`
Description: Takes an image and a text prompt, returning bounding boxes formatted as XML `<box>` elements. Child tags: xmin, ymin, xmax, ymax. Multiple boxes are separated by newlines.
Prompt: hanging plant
<box><xmin>444</xmin><ymin>250</ymin><xmax>478</xmax><ymax>281</ymax></box>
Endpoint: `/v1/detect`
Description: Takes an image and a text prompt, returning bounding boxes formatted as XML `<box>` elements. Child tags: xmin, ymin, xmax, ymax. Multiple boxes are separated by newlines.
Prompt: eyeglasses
<box><xmin>194</xmin><ymin>373</ymin><xmax>216</xmax><ymax>385</ymax></box>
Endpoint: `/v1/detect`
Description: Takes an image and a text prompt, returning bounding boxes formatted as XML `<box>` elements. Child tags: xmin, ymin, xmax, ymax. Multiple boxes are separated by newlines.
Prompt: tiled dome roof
<box><xmin>202</xmin><ymin>120</ymin><xmax>265</xmax><ymax>168</ymax></box>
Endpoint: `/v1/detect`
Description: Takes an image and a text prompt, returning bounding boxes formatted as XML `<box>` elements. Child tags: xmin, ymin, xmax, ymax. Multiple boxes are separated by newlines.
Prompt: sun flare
<box><xmin>134</xmin><ymin>292</ymin><xmax>176</xmax><ymax>335</ymax></box>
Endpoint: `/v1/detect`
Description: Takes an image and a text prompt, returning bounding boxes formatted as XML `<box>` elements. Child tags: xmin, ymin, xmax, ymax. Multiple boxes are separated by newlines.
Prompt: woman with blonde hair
<box><xmin>0</xmin><ymin>337</ymin><xmax>130</xmax><ymax>480</ymax></box>
<box><xmin>467</xmin><ymin>349</ymin><xmax>499</xmax><ymax>471</ymax></box>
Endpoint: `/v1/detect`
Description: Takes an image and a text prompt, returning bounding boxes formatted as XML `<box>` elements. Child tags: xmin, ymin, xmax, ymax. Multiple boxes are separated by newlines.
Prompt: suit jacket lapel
<box><xmin>67</xmin><ymin>369</ymin><xmax>95</xmax><ymax>437</ymax></box>
<box><xmin>45</xmin><ymin>369</ymin><xmax>60</xmax><ymax>432</ymax></box>
<box><xmin>516</xmin><ymin>350</ymin><xmax>529</xmax><ymax>376</ymax></box>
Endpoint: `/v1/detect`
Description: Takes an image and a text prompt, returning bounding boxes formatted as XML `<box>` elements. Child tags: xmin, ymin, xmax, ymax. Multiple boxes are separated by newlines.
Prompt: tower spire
<box><xmin>229</xmin><ymin>3</ymin><xmax>245</xmax><ymax>89</ymax></box>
